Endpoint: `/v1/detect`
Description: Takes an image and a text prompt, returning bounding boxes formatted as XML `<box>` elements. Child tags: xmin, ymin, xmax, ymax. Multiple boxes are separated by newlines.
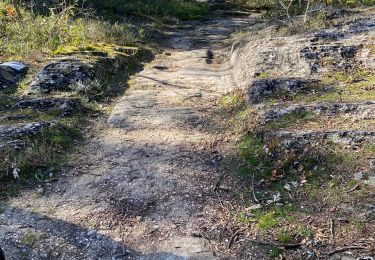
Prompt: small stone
<box><xmin>87</xmin><ymin>230</ymin><xmax>95</xmax><ymax>237</ymax></box>
<box><xmin>364</xmin><ymin>177</ymin><xmax>375</xmax><ymax>186</ymax></box>
<box><xmin>245</xmin><ymin>204</ymin><xmax>262</xmax><ymax>211</ymax></box>
<box><xmin>37</xmin><ymin>188</ymin><xmax>44</xmax><ymax>194</ymax></box>
<box><xmin>354</xmin><ymin>172</ymin><xmax>364</xmax><ymax>180</ymax></box>
<box><xmin>284</xmin><ymin>183</ymin><xmax>292</xmax><ymax>191</ymax></box>
<box><xmin>291</xmin><ymin>181</ymin><xmax>299</xmax><ymax>188</ymax></box>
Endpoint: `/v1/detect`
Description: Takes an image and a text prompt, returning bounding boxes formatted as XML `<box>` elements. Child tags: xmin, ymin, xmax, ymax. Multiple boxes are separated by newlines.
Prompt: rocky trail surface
<box><xmin>0</xmin><ymin>9</ymin><xmax>259</xmax><ymax>260</ymax></box>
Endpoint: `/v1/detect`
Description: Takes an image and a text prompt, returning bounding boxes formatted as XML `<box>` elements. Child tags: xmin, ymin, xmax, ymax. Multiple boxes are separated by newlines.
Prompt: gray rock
<box><xmin>365</xmin><ymin>177</ymin><xmax>375</xmax><ymax>187</ymax></box>
<box><xmin>261</xmin><ymin>101</ymin><xmax>375</xmax><ymax>123</ymax></box>
<box><xmin>0</xmin><ymin>62</ymin><xmax>27</xmax><ymax>90</ymax></box>
<box><xmin>247</xmin><ymin>78</ymin><xmax>308</xmax><ymax>104</ymax></box>
<box><xmin>348</xmin><ymin>18</ymin><xmax>375</xmax><ymax>33</ymax></box>
<box><xmin>13</xmin><ymin>98</ymin><xmax>81</xmax><ymax>116</ymax></box>
<box><xmin>0</xmin><ymin>122</ymin><xmax>52</xmax><ymax>140</ymax></box>
<box><xmin>272</xmin><ymin>130</ymin><xmax>375</xmax><ymax>146</ymax></box>
<box><xmin>0</xmin><ymin>140</ymin><xmax>26</xmax><ymax>150</ymax></box>
<box><xmin>30</xmin><ymin>61</ymin><xmax>92</xmax><ymax>93</ymax></box>
<box><xmin>311</xmin><ymin>31</ymin><xmax>345</xmax><ymax>42</ymax></box>
<box><xmin>340</xmin><ymin>45</ymin><xmax>360</xmax><ymax>59</ymax></box>
<box><xmin>0</xmin><ymin>114</ymin><xmax>31</xmax><ymax>121</ymax></box>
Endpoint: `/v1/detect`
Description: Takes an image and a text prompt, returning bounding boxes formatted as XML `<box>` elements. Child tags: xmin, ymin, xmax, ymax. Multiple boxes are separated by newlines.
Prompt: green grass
<box><xmin>0</xmin><ymin>120</ymin><xmax>82</xmax><ymax>200</ymax></box>
<box><xmin>245</xmin><ymin>204</ymin><xmax>296</xmax><ymax>230</ymax></box>
<box><xmin>257</xmin><ymin>212</ymin><xmax>279</xmax><ymax>229</ymax></box>
<box><xmin>0</xmin><ymin>120</ymin><xmax>82</xmax><ymax>181</ymax></box>
<box><xmin>268</xmin><ymin>247</ymin><xmax>284</xmax><ymax>258</ymax></box>
<box><xmin>266</xmin><ymin>110</ymin><xmax>314</xmax><ymax>129</ymax></box>
<box><xmin>297</xmin><ymin>226</ymin><xmax>314</xmax><ymax>238</ymax></box>
<box><xmin>20</xmin><ymin>231</ymin><xmax>48</xmax><ymax>246</ymax></box>
<box><xmin>276</xmin><ymin>230</ymin><xmax>293</xmax><ymax>243</ymax></box>
<box><xmin>265</xmin><ymin>70</ymin><xmax>375</xmax><ymax>104</ymax></box>
<box><xmin>0</xmin><ymin>2</ymin><xmax>140</xmax><ymax>60</ymax></box>
<box><xmin>85</xmin><ymin>0</ymin><xmax>210</xmax><ymax>20</ymax></box>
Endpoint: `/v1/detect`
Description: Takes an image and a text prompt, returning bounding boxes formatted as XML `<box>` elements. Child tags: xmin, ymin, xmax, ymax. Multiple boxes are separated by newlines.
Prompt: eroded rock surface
<box><xmin>261</xmin><ymin>101</ymin><xmax>375</xmax><ymax>123</ymax></box>
<box><xmin>0</xmin><ymin>122</ymin><xmax>52</xmax><ymax>150</ymax></box>
<box><xmin>247</xmin><ymin>78</ymin><xmax>309</xmax><ymax>103</ymax></box>
<box><xmin>30</xmin><ymin>61</ymin><xmax>92</xmax><ymax>93</ymax></box>
<box><xmin>230</xmin><ymin>15</ymin><xmax>375</xmax><ymax>96</ymax></box>
<box><xmin>273</xmin><ymin>129</ymin><xmax>375</xmax><ymax>147</ymax></box>
<box><xmin>0</xmin><ymin>122</ymin><xmax>52</xmax><ymax>140</ymax></box>
<box><xmin>13</xmin><ymin>98</ymin><xmax>81</xmax><ymax>116</ymax></box>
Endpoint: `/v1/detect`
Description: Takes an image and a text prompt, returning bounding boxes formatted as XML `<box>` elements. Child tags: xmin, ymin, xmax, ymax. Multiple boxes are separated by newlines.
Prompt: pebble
<box><xmin>87</xmin><ymin>230</ymin><xmax>96</xmax><ymax>237</ymax></box>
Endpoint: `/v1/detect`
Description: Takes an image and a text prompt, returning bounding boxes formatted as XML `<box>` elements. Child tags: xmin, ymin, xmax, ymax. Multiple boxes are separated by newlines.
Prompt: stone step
<box><xmin>269</xmin><ymin>129</ymin><xmax>375</xmax><ymax>148</ymax></box>
<box><xmin>0</xmin><ymin>122</ymin><xmax>52</xmax><ymax>141</ymax></box>
<box><xmin>13</xmin><ymin>98</ymin><xmax>81</xmax><ymax>117</ymax></box>
<box><xmin>260</xmin><ymin>101</ymin><xmax>375</xmax><ymax>123</ymax></box>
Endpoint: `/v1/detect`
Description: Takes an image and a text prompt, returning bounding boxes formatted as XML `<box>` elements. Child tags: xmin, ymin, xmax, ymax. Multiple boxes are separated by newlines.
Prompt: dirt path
<box><xmin>0</xmin><ymin>11</ymin><xmax>259</xmax><ymax>260</ymax></box>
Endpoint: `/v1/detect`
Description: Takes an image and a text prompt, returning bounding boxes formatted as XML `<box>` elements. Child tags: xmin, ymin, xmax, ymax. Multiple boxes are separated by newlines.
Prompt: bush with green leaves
<box><xmin>231</xmin><ymin>0</ymin><xmax>374</xmax><ymax>20</ymax></box>
<box><xmin>85</xmin><ymin>0</ymin><xmax>210</xmax><ymax>20</ymax></box>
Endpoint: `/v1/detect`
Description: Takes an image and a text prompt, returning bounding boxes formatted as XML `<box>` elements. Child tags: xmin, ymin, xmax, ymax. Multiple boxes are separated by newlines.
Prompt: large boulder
<box><xmin>29</xmin><ymin>61</ymin><xmax>92</xmax><ymax>93</ymax></box>
<box><xmin>0</xmin><ymin>62</ymin><xmax>27</xmax><ymax>90</ymax></box>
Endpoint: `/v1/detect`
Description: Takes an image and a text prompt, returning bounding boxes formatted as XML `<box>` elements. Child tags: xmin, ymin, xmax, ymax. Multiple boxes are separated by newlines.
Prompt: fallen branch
<box><xmin>346</xmin><ymin>183</ymin><xmax>360</xmax><ymax>193</ymax></box>
<box><xmin>246</xmin><ymin>239</ymin><xmax>301</xmax><ymax>250</ymax></box>
<box><xmin>251</xmin><ymin>171</ymin><xmax>259</xmax><ymax>204</ymax></box>
<box><xmin>330</xmin><ymin>218</ymin><xmax>335</xmax><ymax>238</ymax></box>
<box><xmin>213</xmin><ymin>174</ymin><xmax>225</xmax><ymax>192</ymax></box>
<box><xmin>228</xmin><ymin>230</ymin><xmax>241</xmax><ymax>249</ymax></box>
<box><xmin>327</xmin><ymin>246</ymin><xmax>368</xmax><ymax>256</ymax></box>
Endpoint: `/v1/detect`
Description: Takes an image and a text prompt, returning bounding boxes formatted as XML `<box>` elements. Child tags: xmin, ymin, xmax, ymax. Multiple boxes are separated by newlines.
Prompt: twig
<box><xmin>251</xmin><ymin>171</ymin><xmax>259</xmax><ymax>204</ymax></box>
<box><xmin>228</xmin><ymin>230</ymin><xmax>241</xmax><ymax>249</ymax></box>
<box><xmin>346</xmin><ymin>183</ymin><xmax>360</xmax><ymax>193</ymax></box>
<box><xmin>214</xmin><ymin>174</ymin><xmax>225</xmax><ymax>192</ymax></box>
<box><xmin>215</xmin><ymin>191</ymin><xmax>225</xmax><ymax>209</ymax></box>
<box><xmin>327</xmin><ymin>246</ymin><xmax>368</xmax><ymax>256</ymax></box>
<box><xmin>246</xmin><ymin>239</ymin><xmax>301</xmax><ymax>250</ymax></box>
<box><xmin>330</xmin><ymin>218</ymin><xmax>335</xmax><ymax>238</ymax></box>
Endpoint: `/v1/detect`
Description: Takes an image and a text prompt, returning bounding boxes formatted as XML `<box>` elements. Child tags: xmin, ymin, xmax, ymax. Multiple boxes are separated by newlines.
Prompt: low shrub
<box><xmin>85</xmin><ymin>0</ymin><xmax>210</xmax><ymax>20</ymax></box>
<box><xmin>0</xmin><ymin>2</ymin><xmax>139</xmax><ymax>60</ymax></box>
<box><xmin>230</xmin><ymin>0</ymin><xmax>375</xmax><ymax>20</ymax></box>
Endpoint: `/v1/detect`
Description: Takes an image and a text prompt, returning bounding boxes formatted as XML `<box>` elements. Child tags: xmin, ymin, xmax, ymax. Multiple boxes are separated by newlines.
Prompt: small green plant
<box><xmin>258</xmin><ymin>72</ymin><xmax>270</xmax><ymax>79</ymax></box>
<box><xmin>20</xmin><ymin>231</ymin><xmax>47</xmax><ymax>246</ymax></box>
<box><xmin>257</xmin><ymin>211</ymin><xmax>278</xmax><ymax>229</ymax></box>
<box><xmin>297</xmin><ymin>226</ymin><xmax>314</xmax><ymax>238</ymax></box>
<box><xmin>352</xmin><ymin>219</ymin><xmax>365</xmax><ymax>232</ymax></box>
<box><xmin>221</xmin><ymin>90</ymin><xmax>246</xmax><ymax>111</ymax></box>
<box><xmin>237</xmin><ymin>212</ymin><xmax>256</xmax><ymax>224</ymax></box>
<box><xmin>277</xmin><ymin>230</ymin><xmax>294</xmax><ymax>243</ymax></box>
<box><xmin>268</xmin><ymin>247</ymin><xmax>284</xmax><ymax>258</ymax></box>
<box><xmin>266</xmin><ymin>110</ymin><xmax>314</xmax><ymax>129</ymax></box>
